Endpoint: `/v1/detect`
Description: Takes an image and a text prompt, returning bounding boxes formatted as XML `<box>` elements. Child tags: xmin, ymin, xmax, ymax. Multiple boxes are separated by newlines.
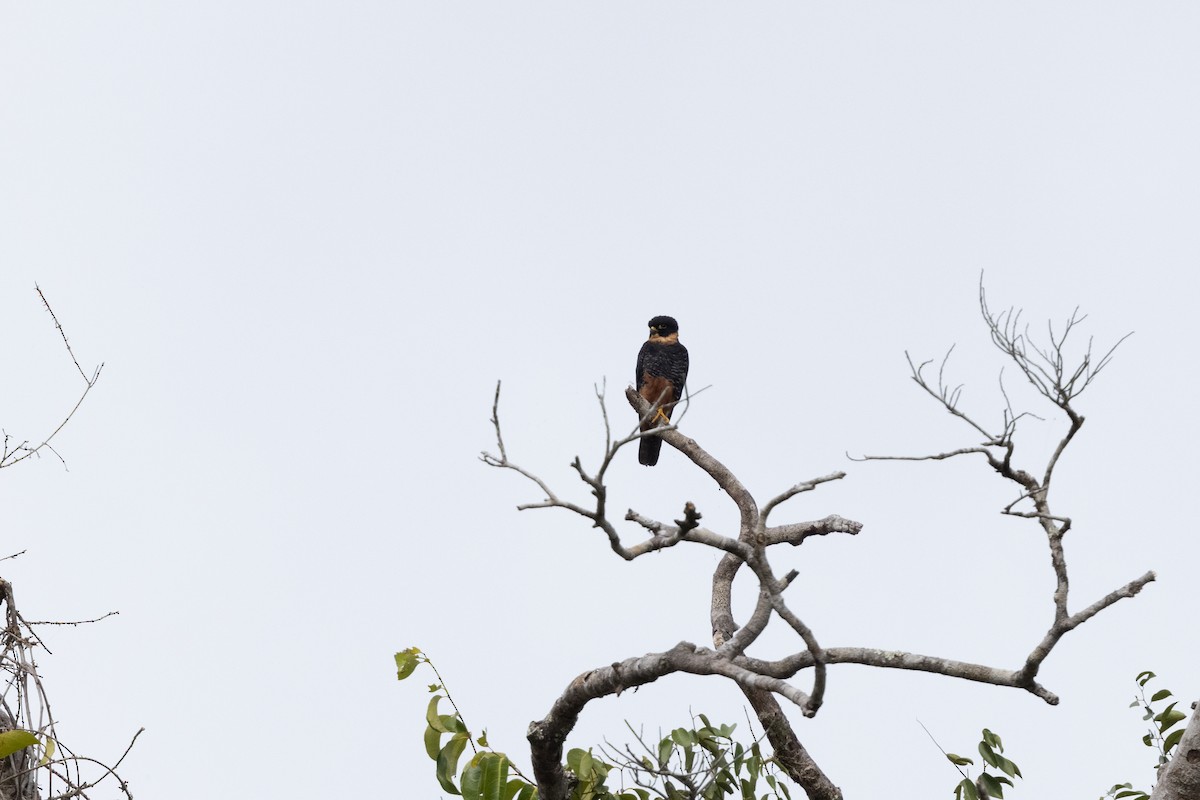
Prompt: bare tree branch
<box><xmin>858</xmin><ymin>282</ymin><xmax>1151</xmax><ymax>699</ymax></box>
<box><xmin>760</xmin><ymin>473</ymin><xmax>847</xmax><ymax>527</ymax></box>
<box><xmin>737</xmin><ymin>646</ymin><xmax>1059</xmax><ymax>704</ymax></box>
<box><xmin>765</xmin><ymin>515</ymin><xmax>863</xmax><ymax>547</ymax></box>
<box><xmin>1</xmin><ymin>289</ymin><xmax>103</xmax><ymax>472</ymax></box>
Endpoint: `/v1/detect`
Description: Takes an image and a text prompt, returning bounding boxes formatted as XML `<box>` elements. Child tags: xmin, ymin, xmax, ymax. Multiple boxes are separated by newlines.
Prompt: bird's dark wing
<box><xmin>636</xmin><ymin>341</ymin><xmax>689</xmax><ymax>466</ymax></box>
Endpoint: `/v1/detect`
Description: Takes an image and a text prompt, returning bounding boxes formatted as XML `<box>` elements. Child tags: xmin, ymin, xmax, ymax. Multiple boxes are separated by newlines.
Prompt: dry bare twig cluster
<box><xmin>1</xmin><ymin>288</ymin><xmax>139</xmax><ymax>799</ymax></box>
<box><xmin>0</xmin><ymin>580</ymin><xmax>141</xmax><ymax>800</ymax></box>
<box><xmin>481</xmin><ymin>287</ymin><xmax>1154</xmax><ymax>800</ymax></box>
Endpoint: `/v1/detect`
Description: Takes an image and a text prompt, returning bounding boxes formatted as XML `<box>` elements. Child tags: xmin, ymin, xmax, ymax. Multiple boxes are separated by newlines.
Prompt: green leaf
<box><xmin>978</xmin><ymin>741</ymin><xmax>1000</xmax><ymax>769</ymax></box>
<box><xmin>425</xmin><ymin>724</ymin><xmax>443</xmax><ymax>760</ymax></box>
<box><xmin>436</xmin><ymin>732</ymin><xmax>470</xmax><ymax>795</ymax></box>
<box><xmin>462</xmin><ymin>762</ymin><xmax>484</xmax><ymax>800</ymax></box>
<box><xmin>503</xmin><ymin>779</ymin><xmax>529</xmax><ymax>800</ymax></box>
<box><xmin>478</xmin><ymin>730</ymin><xmax>489</xmax><ymax>748</ymax></box>
<box><xmin>440</xmin><ymin>714</ymin><xmax>467</xmax><ymax>733</ymax></box>
<box><xmin>946</xmin><ymin>753</ymin><xmax>974</xmax><ymax>766</ymax></box>
<box><xmin>514</xmin><ymin>786</ymin><xmax>536</xmax><ymax>800</ymax></box>
<box><xmin>1165</xmin><ymin>728</ymin><xmax>1186</xmax><ymax>753</ymax></box>
<box><xmin>1115</xmin><ymin>792</ymin><xmax>1148</xmax><ymax>800</ymax></box>
<box><xmin>671</xmin><ymin>728</ymin><xmax>695</xmax><ymax>748</ymax></box>
<box><xmin>427</xmin><ymin>696</ymin><xmax>451</xmax><ymax>732</ymax></box>
<box><xmin>39</xmin><ymin>736</ymin><xmax>55</xmax><ymax>767</ymax></box>
<box><xmin>578</xmin><ymin>750</ymin><xmax>594</xmax><ymax>780</ymax></box>
<box><xmin>998</xmin><ymin>755</ymin><xmax>1022</xmax><ymax>779</ymax></box>
<box><xmin>1142</xmin><ymin>733</ymin><xmax>1153</xmax><ymax>747</ymax></box>
<box><xmin>1158</xmin><ymin>711</ymin><xmax>1187</xmax><ymax>733</ymax></box>
<box><xmin>0</xmin><ymin>731</ymin><xmax>39</xmax><ymax>760</ymax></box>
<box><xmin>1151</xmin><ymin>689</ymin><xmax>1172</xmax><ymax>702</ymax></box>
<box><xmin>475</xmin><ymin>754</ymin><xmax>509</xmax><ymax>800</ymax></box>
<box><xmin>979</xmin><ymin>773</ymin><xmax>1005</xmax><ymax>799</ymax></box>
<box><xmin>395</xmin><ymin>648</ymin><xmax>423</xmax><ymax>681</ymax></box>
<box><xmin>1136</xmin><ymin>671</ymin><xmax>1156</xmax><ymax>686</ymax></box>
<box><xmin>567</xmin><ymin>748</ymin><xmax>584</xmax><ymax>773</ymax></box>
<box><xmin>658</xmin><ymin>738</ymin><xmax>673</xmax><ymax>768</ymax></box>
<box><xmin>982</xmin><ymin>728</ymin><xmax>1003</xmax><ymax>752</ymax></box>
<box><xmin>955</xmin><ymin>778</ymin><xmax>978</xmax><ymax>800</ymax></box>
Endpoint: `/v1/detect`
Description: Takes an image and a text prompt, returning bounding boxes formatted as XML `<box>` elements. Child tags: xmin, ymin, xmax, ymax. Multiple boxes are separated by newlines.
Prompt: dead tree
<box><xmin>482</xmin><ymin>287</ymin><xmax>1153</xmax><ymax>800</ymax></box>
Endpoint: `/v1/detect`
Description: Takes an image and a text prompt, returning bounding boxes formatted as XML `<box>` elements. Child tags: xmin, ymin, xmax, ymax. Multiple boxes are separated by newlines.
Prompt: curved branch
<box><xmin>739</xmin><ymin>647</ymin><xmax>1059</xmax><ymax>705</ymax></box>
<box><xmin>626</xmin><ymin>387</ymin><xmax>759</xmax><ymax>533</ymax></box>
<box><xmin>1017</xmin><ymin>570</ymin><xmax>1156</xmax><ymax>684</ymax></box>
<box><xmin>716</xmin><ymin>570</ymin><xmax>797</xmax><ymax>659</ymax></box>
<box><xmin>527</xmin><ymin>642</ymin><xmax>811</xmax><ymax>799</ymax></box>
<box><xmin>760</xmin><ymin>473</ymin><xmax>847</xmax><ymax>528</ymax></box>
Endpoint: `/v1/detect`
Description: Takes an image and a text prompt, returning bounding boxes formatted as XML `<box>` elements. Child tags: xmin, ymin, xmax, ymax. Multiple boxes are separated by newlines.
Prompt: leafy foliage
<box><xmin>1099</xmin><ymin>672</ymin><xmax>1193</xmax><ymax>800</ymax></box>
<box><xmin>396</xmin><ymin>647</ymin><xmax>799</xmax><ymax>800</ymax></box>
<box><xmin>943</xmin><ymin>729</ymin><xmax>1020</xmax><ymax>800</ymax></box>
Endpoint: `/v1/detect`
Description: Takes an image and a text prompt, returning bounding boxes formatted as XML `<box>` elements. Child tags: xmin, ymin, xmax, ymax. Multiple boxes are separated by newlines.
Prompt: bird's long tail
<box><xmin>639</xmin><ymin>435</ymin><xmax>662</xmax><ymax>466</ymax></box>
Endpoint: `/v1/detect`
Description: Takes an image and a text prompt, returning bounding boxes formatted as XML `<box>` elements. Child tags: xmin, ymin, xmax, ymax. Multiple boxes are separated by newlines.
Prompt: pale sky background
<box><xmin>1</xmin><ymin>3</ymin><xmax>1197</xmax><ymax>798</ymax></box>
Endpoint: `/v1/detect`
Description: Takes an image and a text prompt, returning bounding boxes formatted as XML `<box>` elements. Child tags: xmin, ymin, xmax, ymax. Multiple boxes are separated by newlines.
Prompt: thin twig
<box><xmin>917</xmin><ymin>719</ymin><xmax>968</xmax><ymax>780</ymax></box>
<box><xmin>35</xmin><ymin>285</ymin><xmax>90</xmax><ymax>385</ymax></box>
<box><xmin>24</xmin><ymin>612</ymin><xmax>119</xmax><ymax>627</ymax></box>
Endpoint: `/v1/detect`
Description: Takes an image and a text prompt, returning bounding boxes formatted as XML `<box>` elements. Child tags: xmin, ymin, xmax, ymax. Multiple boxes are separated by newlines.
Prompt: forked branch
<box><xmin>1</xmin><ymin>288</ymin><xmax>104</xmax><ymax>471</ymax></box>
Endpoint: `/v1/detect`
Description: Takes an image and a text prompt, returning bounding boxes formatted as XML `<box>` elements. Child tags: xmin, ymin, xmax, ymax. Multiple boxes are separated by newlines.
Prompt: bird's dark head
<box><xmin>647</xmin><ymin>316</ymin><xmax>680</xmax><ymax>337</ymax></box>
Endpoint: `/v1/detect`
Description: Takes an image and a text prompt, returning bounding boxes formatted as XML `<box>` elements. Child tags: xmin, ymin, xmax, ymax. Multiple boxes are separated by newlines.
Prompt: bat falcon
<box><xmin>636</xmin><ymin>315</ymin><xmax>689</xmax><ymax>466</ymax></box>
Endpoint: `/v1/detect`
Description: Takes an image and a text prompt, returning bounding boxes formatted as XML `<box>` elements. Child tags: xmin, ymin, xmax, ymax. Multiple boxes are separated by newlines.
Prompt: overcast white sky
<box><xmin>1</xmin><ymin>3</ymin><xmax>1197</xmax><ymax>798</ymax></box>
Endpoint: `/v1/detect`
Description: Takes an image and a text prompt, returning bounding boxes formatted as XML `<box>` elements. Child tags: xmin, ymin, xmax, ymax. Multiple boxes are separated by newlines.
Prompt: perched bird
<box><xmin>635</xmin><ymin>315</ymin><xmax>690</xmax><ymax>466</ymax></box>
